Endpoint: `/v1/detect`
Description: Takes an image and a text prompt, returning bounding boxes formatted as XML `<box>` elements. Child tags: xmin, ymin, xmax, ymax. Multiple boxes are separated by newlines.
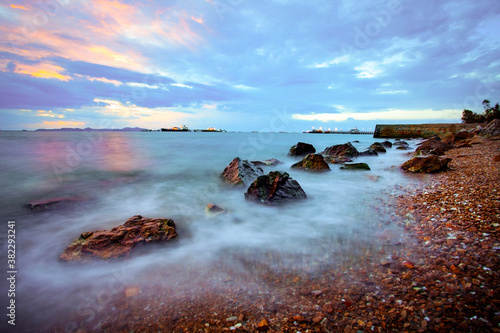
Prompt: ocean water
<box><xmin>0</xmin><ymin>131</ymin><xmax>419</xmax><ymax>331</ymax></box>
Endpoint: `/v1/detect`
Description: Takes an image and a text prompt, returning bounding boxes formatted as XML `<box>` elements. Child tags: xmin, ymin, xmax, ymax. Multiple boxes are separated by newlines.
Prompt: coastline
<box><xmin>39</xmin><ymin>136</ymin><xmax>499</xmax><ymax>333</ymax></box>
<box><xmin>392</xmin><ymin>136</ymin><xmax>500</xmax><ymax>332</ymax></box>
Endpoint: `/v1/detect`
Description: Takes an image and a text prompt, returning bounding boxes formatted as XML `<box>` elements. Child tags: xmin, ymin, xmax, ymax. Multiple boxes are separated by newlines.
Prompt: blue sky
<box><xmin>0</xmin><ymin>0</ymin><xmax>499</xmax><ymax>131</ymax></box>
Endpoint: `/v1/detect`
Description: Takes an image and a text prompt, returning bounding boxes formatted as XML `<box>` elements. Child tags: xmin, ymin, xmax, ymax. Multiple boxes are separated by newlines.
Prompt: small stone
<box><xmin>402</xmin><ymin>261</ymin><xmax>414</xmax><ymax>269</ymax></box>
<box><xmin>226</xmin><ymin>316</ymin><xmax>238</xmax><ymax>322</ymax></box>
<box><xmin>125</xmin><ymin>286</ymin><xmax>140</xmax><ymax>297</ymax></box>
<box><xmin>257</xmin><ymin>319</ymin><xmax>269</xmax><ymax>332</ymax></box>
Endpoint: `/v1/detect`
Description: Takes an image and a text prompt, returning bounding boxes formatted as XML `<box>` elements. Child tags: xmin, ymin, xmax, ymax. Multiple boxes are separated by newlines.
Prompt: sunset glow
<box><xmin>0</xmin><ymin>0</ymin><xmax>499</xmax><ymax>130</ymax></box>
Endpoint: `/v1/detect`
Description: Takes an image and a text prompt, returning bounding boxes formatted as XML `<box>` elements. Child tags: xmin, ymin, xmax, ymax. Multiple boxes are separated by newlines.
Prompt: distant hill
<box><xmin>35</xmin><ymin>127</ymin><xmax>148</xmax><ymax>132</ymax></box>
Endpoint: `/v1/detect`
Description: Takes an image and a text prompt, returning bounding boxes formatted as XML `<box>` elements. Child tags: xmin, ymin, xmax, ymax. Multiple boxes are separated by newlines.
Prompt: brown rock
<box><xmin>454</xmin><ymin>130</ymin><xmax>475</xmax><ymax>142</ymax></box>
<box><xmin>494</xmin><ymin>154</ymin><xmax>500</xmax><ymax>162</ymax></box>
<box><xmin>206</xmin><ymin>203</ymin><xmax>226</xmax><ymax>216</ymax></box>
<box><xmin>257</xmin><ymin>319</ymin><xmax>269</xmax><ymax>332</ymax></box>
<box><xmin>288</xmin><ymin>142</ymin><xmax>316</xmax><ymax>156</ymax></box>
<box><xmin>244</xmin><ymin>171</ymin><xmax>307</xmax><ymax>205</ymax></box>
<box><xmin>28</xmin><ymin>197</ymin><xmax>82</xmax><ymax>211</ymax></box>
<box><xmin>326</xmin><ymin>156</ymin><xmax>354</xmax><ymax>164</ymax></box>
<box><xmin>480</xmin><ymin>119</ymin><xmax>500</xmax><ymax>137</ymax></box>
<box><xmin>251</xmin><ymin>158</ymin><xmax>282</xmax><ymax>166</ymax></box>
<box><xmin>369</xmin><ymin>142</ymin><xmax>387</xmax><ymax>153</ymax></box>
<box><xmin>60</xmin><ymin>215</ymin><xmax>178</xmax><ymax>261</ymax></box>
<box><xmin>415</xmin><ymin>137</ymin><xmax>452</xmax><ymax>156</ymax></box>
<box><xmin>290</xmin><ymin>153</ymin><xmax>331</xmax><ymax>172</ymax></box>
<box><xmin>321</xmin><ymin>142</ymin><xmax>359</xmax><ymax>158</ymax></box>
<box><xmin>401</xmin><ymin>155</ymin><xmax>452</xmax><ymax>173</ymax></box>
<box><xmin>220</xmin><ymin>157</ymin><xmax>263</xmax><ymax>187</ymax></box>
<box><xmin>439</xmin><ymin>132</ymin><xmax>455</xmax><ymax>144</ymax></box>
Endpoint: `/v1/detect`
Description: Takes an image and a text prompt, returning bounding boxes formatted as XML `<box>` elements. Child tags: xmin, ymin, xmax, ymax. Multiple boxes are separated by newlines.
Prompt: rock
<box><xmin>221</xmin><ymin>157</ymin><xmax>263</xmax><ymax>187</ymax></box>
<box><xmin>321</xmin><ymin>142</ymin><xmax>359</xmax><ymax>158</ymax></box>
<box><xmin>206</xmin><ymin>203</ymin><xmax>226</xmax><ymax>216</ymax></box>
<box><xmin>493</xmin><ymin>154</ymin><xmax>500</xmax><ymax>162</ymax></box>
<box><xmin>393</xmin><ymin>140</ymin><xmax>409</xmax><ymax>148</ymax></box>
<box><xmin>290</xmin><ymin>154</ymin><xmax>330</xmax><ymax>172</ymax></box>
<box><xmin>369</xmin><ymin>142</ymin><xmax>387</xmax><ymax>153</ymax></box>
<box><xmin>359</xmin><ymin>149</ymin><xmax>378</xmax><ymax>156</ymax></box>
<box><xmin>257</xmin><ymin>319</ymin><xmax>269</xmax><ymax>332</ymax></box>
<box><xmin>455</xmin><ymin>140</ymin><xmax>472</xmax><ymax>148</ymax></box>
<box><xmin>340</xmin><ymin>163</ymin><xmax>371</xmax><ymax>171</ymax></box>
<box><xmin>480</xmin><ymin>119</ymin><xmax>500</xmax><ymax>137</ymax></box>
<box><xmin>396</xmin><ymin>146</ymin><xmax>409</xmax><ymax>150</ymax></box>
<box><xmin>439</xmin><ymin>132</ymin><xmax>455</xmax><ymax>144</ymax></box>
<box><xmin>251</xmin><ymin>158</ymin><xmax>282</xmax><ymax>166</ymax></box>
<box><xmin>244</xmin><ymin>171</ymin><xmax>307</xmax><ymax>205</ymax></box>
<box><xmin>414</xmin><ymin>137</ymin><xmax>452</xmax><ymax>156</ymax></box>
<box><xmin>326</xmin><ymin>156</ymin><xmax>353</xmax><ymax>164</ymax></box>
<box><xmin>288</xmin><ymin>142</ymin><xmax>316</xmax><ymax>157</ymax></box>
<box><xmin>381</xmin><ymin>140</ymin><xmax>393</xmax><ymax>148</ymax></box>
<box><xmin>401</xmin><ymin>155</ymin><xmax>452</xmax><ymax>173</ymax></box>
<box><xmin>60</xmin><ymin>215</ymin><xmax>178</xmax><ymax>261</ymax></box>
<box><xmin>28</xmin><ymin>197</ymin><xmax>81</xmax><ymax>211</ymax></box>
<box><xmin>454</xmin><ymin>130</ymin><xmax>475</xmax><ymax>142</ymax></box>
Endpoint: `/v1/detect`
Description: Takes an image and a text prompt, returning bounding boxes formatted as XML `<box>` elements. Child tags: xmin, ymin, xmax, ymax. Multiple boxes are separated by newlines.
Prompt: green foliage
<box><xmin>462</xmin><ymin>99</ymin><xmax>500</xmax><ymax>123</ymax></box>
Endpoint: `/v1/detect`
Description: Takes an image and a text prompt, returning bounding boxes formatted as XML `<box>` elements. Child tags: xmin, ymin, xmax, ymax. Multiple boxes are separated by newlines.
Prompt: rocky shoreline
<box><xmin>43</xmin><ymin>130</ymin><xmax>499</xmax><ymax>332</ymax></box>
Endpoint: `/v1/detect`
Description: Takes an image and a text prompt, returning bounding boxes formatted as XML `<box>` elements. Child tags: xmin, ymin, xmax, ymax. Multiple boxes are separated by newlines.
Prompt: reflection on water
<box><xmin>96</xmin><ymin>133</ymin><xmax>144</xmax><ymax>172</ymax></box>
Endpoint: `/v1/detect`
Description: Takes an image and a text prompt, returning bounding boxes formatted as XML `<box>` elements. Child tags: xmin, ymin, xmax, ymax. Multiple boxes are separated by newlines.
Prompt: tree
<box><xmin>462</xmin><ymin>109</ymin><xmax>476</xmax><ymax>123</ymax></box>
<box><xmin>482</xmin><ymin>99</ymin><xmax>491</xmax><ymax>111</ymax></box>
<box><xmin>462</xmin><ymin>99</ymin><xmax>500</xmax><ymax>123</ymax></box>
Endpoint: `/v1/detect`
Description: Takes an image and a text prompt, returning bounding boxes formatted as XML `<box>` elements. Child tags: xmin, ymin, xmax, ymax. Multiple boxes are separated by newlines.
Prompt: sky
<box><xmin>0</xmin><ymin>0</ymin><xmax>499</xmax><ymax>131</ymax></box>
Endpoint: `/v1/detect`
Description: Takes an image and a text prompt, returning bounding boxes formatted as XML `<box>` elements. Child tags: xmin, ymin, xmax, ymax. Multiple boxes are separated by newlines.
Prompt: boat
<box><xmin>161</xmin><ymin>125</ymin><xmax>190</xmax><ymax>132</ymax></box>
<box><xmin>201</xmin><ymin>127</ymin><xmax>225</xmax><ymax>132</ymax></box>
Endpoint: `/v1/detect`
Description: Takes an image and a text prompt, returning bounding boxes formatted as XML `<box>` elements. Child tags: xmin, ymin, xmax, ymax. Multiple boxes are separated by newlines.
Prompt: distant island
<box><xmin>35</xmin><ymin>127</ymin><xmax>148</xmax><ymax>132</ymax></box>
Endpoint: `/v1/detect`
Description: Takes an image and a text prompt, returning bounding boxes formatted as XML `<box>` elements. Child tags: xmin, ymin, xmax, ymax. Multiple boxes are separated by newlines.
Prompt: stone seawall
<box><xmin>373</xmin><ymin>123</ymin><xmax>478</xmax><ymax>138</ymax></box>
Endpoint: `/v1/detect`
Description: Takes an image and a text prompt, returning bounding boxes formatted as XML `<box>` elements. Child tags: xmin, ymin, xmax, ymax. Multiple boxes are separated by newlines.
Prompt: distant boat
<box><xmin>201</xmin><ymin>127</ymin><xmax>225</xmax><ymax>132</ymax></box>
<box><xmin>161</xmin><ymin>125</ymin><xmax>190</xmax><ymax>132</ymax></box>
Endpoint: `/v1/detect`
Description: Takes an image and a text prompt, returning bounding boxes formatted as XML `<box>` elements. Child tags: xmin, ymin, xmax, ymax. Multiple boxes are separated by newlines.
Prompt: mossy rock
<box><xmin>340</xmin><ymin>163</ymin><xmax>371</xmax><ymax>171</ymax></box>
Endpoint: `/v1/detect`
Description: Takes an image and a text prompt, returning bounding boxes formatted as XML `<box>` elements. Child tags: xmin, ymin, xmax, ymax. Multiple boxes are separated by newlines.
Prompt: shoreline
<box><xmin>40</xmin><ymin>136</ymin><xmax>499</xmax><ymax>333</ymax></box>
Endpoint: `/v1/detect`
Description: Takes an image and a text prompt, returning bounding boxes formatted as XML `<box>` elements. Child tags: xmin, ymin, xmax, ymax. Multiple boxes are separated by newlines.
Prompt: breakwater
<box><xmin>374</xmin><ymin>123</ymin><xmax>478</xmax><ymax>138</ymax></box>
<box><xmin>305</xmin><ymin>130</ymin><xmax>374</xmax><ymax>135</ymax></box>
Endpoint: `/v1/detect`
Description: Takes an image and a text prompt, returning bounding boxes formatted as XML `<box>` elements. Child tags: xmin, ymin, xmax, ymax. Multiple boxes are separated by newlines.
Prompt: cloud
<box><xmin>292</xmin><ymin>109</ymin><xmax>462</xmax><ymax>122</ymax></box>
<box><xmin>1</xmin><ymin>0</ymin><xmax>500</xmax><ymax>130</ymax></box>
<box><xmin>42</xmin><ymin>120</ymin><xmax>85</xmax><ymax>127</ymax></box>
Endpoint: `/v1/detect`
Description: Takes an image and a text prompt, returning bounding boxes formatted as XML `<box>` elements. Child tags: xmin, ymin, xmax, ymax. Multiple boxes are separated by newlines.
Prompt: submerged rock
<box><xmin>322</xmin><ymin>142</ymin><xmax>359</xmax><ymax>158</ymax></box>
<box><xmin>327</xmin><ymin>156</ymin><xmax>354</xmax><ymax>164</ymax></box>
<box><xmin>251</xmin><ymin>158</ymin><xmax>282</xmax><ymax>166</ymax></box>
<box><xmin>60</xmin><ymin>215</ymin><xmax>178</xmax><ymax>261</ymax></box>
<box><xmin>221</xmin><ymin>157</ymin><xmax>263</xmax><ymax>186</ymax></box>
<box><xmin>288</xmin><ymin>142</ymin><xmax>316</xmax><ymax>157</ymax></box>
<box><xmin>401</xmin><ymin>155</ymin><xmax>452</xmax><ymax>173</ymax></box>
<box><xmin>340</xmin><ymin>163</ymin><xmax>371</xmax><ymax>171</ymax></box>
<box><xmin>369</xmin><ymin>142</ymin><xmax>387</xmax><ymax>153</ymax></box>
<box><xmin>359</xmin><ymin>149</ymin><xmax>379</xmax><ymax>156</ymax></box>
<box><xmin>244</xmin><ymin>171</ymin><xmax>307</xmax><ymax>205</ymax></box>
<box><xmin>206</xmin><ymin>203</ymin><xmax>227</xmax><ymax>216</ymax></box>
<box><xmin>393</xmin><ymin>140</ymin><xmax>410</xmax><ymax>148</ymax></box>
<box><xmin>28</xmin><ymin>197</ymin><xmax>81</xmax><ymax>211</ymax></box>
<box><xmin>381</xmin><ymin>141</ymin><xmax>393</xmax><ymax>148</ymax></box>
<box><xmin>291</xmin><ymin>154</ymin><xmax>331</xmax><ymax>172</ymax></box>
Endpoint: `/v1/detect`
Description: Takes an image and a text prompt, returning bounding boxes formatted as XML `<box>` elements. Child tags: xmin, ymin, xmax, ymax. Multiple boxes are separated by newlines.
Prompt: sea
<box><xmin>0</xmin><ymin>131</ymin><xmax>421</xmax><ymax>331</ymax></box>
